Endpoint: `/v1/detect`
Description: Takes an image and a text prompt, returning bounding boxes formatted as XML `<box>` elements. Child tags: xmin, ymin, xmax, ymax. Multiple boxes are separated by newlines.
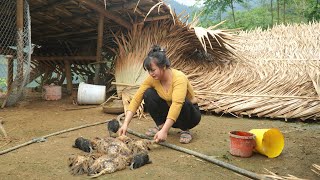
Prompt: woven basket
<box><xmin>102</xmin><ymin>99</ymin><xmax>124</xmax><ymax>114</ymax></box>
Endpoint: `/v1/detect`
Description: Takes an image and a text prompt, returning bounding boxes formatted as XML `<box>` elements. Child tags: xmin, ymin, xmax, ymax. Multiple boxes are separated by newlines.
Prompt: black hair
<box><xmin>143</xmin><ymin>45</ymin><xmax>171</xmax><ymax>71</ymax></box>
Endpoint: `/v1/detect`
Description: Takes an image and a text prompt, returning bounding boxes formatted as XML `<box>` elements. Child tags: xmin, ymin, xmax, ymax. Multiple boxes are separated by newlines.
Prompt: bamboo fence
<box><xmin>112</xmin><ymin>8</ymin><xmax>320</xmax><ymax>121</ymax></box>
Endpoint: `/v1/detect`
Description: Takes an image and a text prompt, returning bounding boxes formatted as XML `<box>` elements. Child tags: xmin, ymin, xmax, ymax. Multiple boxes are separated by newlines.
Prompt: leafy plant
<box><xmin>0</xmin><ymin>77</ymin><xmax>7</xmax><ymax>92</ymax></box>
<box><xmin>192</xmin><ymin>0</ymin><xmax>318</xmax><ymax>30</ymax></box>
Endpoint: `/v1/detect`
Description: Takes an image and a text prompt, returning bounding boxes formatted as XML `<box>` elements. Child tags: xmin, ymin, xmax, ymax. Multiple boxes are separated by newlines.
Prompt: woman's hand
<box><xmin>154</xmin><ymin>118</ymin><xmax>174</xmax><ymax>143</ymax></box>
<box><xmin>154</xmin><ymin>129</ymin><xmax>168</xmax><ymax>143</ymax></box>
<box><xmin>118</xmin><ymin>124</ymin><xmax>128</xmax><ymax>136</ymax></box>
<box><xmin>118</xmin><ymin>111</ymin><xmax>134</xmax><ymax>136</ymax></box>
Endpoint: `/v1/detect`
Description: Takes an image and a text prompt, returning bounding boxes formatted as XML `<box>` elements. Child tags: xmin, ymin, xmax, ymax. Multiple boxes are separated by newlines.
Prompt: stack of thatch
<box><xmin>195</xmin><ymin>22</ymin><xmax>319</xmax><ymax>121</ymax></box>
<box><xmin>112</xmin><ymin>2</ymin><xmax>319</xmax><ymax>121</ymax></box>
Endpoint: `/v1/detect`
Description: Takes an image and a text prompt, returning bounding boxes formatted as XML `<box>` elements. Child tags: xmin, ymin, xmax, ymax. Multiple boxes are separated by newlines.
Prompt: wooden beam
<box><xmin>33</xmin><ymin>56</ymin><xmax>96</xmax><ymax>61</ymax></box>
<box><xmin>74</xmin><ymin>0</ymin><xmax>132</xmax><ymax>29</ymax></box>
<box><xmin>94</xmin><ymin>14</ymin><xmax>104</xmax><ymax>85</ymax></box>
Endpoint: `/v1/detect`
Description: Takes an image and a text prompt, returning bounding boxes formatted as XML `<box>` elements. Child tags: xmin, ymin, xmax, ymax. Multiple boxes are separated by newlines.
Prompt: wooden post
<box><xmin>94</xmin><ymin>13</ymin><xmax>104</xmax><ymax>85</ymax></box>
<box><xmin>6</xmin><ymin>55</ymin><xmax>14</xmax><ymax>92</ymax></box>
<box><xmin>64</xmin><ymin>60</ymin><xmax>73</xmax><ymax>95</ymax></box>
<box><xmin>16</xmin><ymin>0</ymin><xmax>24</xmax><ymax>89</ymax></box>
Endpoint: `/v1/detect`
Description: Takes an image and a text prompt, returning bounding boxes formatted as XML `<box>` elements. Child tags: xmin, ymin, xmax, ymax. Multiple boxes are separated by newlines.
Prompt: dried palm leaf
<box><xmin>312</xmin><ymin>164</ymin><xmax>320</xmax><ymax>176</ymax></box>
<box><xmin>133</xmin><ymin>0</ymin><xmax>141</xmax><ymax>13</ymax></box>
<box><xmin>263</xmin><ymin>168</ymin><xmax>307</xmax><ymax>180</ymax></box>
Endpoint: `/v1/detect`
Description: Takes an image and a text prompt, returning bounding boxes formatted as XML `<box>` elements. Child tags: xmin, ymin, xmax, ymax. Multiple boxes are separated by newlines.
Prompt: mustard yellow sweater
<box><xmin>127</xmin><ymin>68</ymin><xmax>195</xmax><ymax>121</ymax></box>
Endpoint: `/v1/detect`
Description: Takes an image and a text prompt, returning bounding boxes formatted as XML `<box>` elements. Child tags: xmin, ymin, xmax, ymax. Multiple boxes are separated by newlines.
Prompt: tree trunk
<box><xmin>271</xmin><ymin>0</ymin><xmax>273</xmax><ymax>26</ymax></box>
<box><xmin>230</xmin><ymin>0</ymin><xmax>236</xmax><ymax>26</ymax></box>
<box><xmin>283</xmin><ymin>0</ymin><xmax>286</xmax><ymax>24</ymax></box>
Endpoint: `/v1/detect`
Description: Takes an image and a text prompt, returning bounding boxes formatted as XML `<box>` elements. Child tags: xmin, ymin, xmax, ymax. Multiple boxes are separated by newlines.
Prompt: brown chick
<box><xmin>88</xmin><ymin>154</ymin><xmax>128</xmax><ymax>178</ymax></box>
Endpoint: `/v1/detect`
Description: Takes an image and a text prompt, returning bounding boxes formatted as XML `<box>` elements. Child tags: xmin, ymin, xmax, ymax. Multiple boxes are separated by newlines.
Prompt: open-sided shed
<box><xmin>29</xmin><ymin>0</ymin><xmax>175</xmax><ymax>88</ymax></box>
<box><xmin>0</xmin><ymin>0</ymin><xmax>194</xmax><ymax>106</ymax></box>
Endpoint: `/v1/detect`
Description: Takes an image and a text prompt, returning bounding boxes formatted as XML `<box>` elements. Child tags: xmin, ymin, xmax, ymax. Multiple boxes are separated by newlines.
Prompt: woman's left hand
<box><xmin>154</xmin><ymin>129</ymin><xmax>167</xmax><ymax>143</ymax></box>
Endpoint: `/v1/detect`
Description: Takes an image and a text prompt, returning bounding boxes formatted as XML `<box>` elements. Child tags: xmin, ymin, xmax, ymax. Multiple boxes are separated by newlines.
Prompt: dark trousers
<box><xmin>143</xmin><ymin>88</ymin><xmax>201</xmax><ymax>131</ymax></box>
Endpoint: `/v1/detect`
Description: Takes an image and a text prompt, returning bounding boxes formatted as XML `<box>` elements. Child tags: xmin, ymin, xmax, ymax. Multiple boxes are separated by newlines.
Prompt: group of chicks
<box><xmin>68</xmin><ymin>119</ymin><xmax>153</xmax><ymax>178</ymax></box>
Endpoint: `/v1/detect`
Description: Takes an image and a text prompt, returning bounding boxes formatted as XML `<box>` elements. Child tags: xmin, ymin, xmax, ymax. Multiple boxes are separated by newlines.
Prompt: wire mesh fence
<box><xmin>0</xmin><ymin>0</ymin><xmax>32</xmax><ymax>107</ymax></box>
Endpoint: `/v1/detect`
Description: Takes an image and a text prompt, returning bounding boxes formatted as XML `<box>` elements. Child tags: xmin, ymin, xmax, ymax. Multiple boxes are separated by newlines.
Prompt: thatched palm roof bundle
<box><xmin>187</xmin><ymin>22</ymin><xmax>319</xmax><ymax>121</ymax></box>
<box><xmin>194</xmin><ymin>59</ymin><xmax>319</xmax><ymax>120</ymax></box>
<box><xmin>113</xmin><ymin>7</ymin><xmax>319</xmax><ymax>121</ymax></box>
<box><xmin>237</xmin><ymin>22</ymin><xmax>320</xmax><ymax>60</ymax></box>
<box><xmin>190</xmin><ymin>22</ymin><xmax>320</xmax><ymax>121</ymax></box>
<box><xmin>222</xmin><ymin>22</ymin><xmax>319</xmax><ymax>120</ymax></box>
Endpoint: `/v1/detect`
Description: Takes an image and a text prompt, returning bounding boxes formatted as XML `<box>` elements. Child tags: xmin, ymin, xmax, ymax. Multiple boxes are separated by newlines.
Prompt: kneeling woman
<box><xmin>118</xmin><ymin>45</ymin><xmax>201</xmax><ymax>144</ymax></box>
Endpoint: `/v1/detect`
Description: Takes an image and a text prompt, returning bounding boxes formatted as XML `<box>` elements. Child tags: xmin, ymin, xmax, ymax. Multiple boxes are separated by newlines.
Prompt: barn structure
<box><xmin>1</xmin><ymin>0</ymin><xmax>218</xmax><ymax>106</ymax></box>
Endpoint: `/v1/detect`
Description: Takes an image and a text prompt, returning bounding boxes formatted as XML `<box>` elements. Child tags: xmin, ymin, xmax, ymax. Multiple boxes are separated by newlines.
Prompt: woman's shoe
<box><xmin>179</xmin><ymin>130</ymin><xmax>192</xmax><ymax>144</ymax></box>
<box><xmin>145</xmin><ymin>126</ymin><xmax>161</xmax><ymax>137</ymax></box>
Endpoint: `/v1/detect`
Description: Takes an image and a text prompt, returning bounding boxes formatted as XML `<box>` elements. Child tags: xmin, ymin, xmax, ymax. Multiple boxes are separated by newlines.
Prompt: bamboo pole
<box><xmin>116</xmin><ymin>113</ymin><xmax>263</xmax><ymax>180</ymax></box>
<box><xmin>64</xmin><ymin>60</ymin><xmax>73</xmax><ymax>95</ymax></box>
<box><xmin>0</xmin><ymin>119</ymin><xmax>115</xmax><ymax>155</ymax></box>
<box><xmin>94</xmin><ymin>13</ymin><xmax>104</xmax><ymax>85</ymax></box>
<box><xmin>16</xmin><ymin>0</ymin><xmax>24</xmax><ymax>89</ymax></box>
<box><xmin>196</xmin><ymin>91</ymin><xmax>320</xmax><ymax>100</ymax></box>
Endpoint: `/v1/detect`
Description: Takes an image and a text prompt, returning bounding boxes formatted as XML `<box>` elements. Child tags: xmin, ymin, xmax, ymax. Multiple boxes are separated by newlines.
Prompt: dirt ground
<box><xmin>0</xmin><ymin>92</ymin><xmax>319</xmax><ymax>180</ymax></box>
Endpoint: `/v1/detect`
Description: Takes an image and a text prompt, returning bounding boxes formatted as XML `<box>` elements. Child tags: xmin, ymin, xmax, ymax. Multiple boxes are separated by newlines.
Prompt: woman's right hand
<box><xmin>118</xmin><ymin>111</ymin><xmax>134</xmax><ymax>136</ymax></box>
<box><xmin>118</xmin><ymin>124</ymin><xmax>128</xmax><ymax>136</ymax></box>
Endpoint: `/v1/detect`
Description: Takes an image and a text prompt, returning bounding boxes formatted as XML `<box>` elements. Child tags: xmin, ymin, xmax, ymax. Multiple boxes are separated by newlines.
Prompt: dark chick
<box><xmin>107</xmin><ymin>119</ymin><xmax>120</xmax><ymax>137</ymax></box>
<box><xmin>130</xmin><ymin>153</ymin><xmax>152</xmax><ymax>170</ymax></box>
<box><xmin>73</xmin><ymin>137</ymin><xmax>93</xmax><ymax>153</ymax></box>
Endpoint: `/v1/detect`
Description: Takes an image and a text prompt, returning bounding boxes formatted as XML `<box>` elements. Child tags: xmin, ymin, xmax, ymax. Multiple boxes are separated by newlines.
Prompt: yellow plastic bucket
<box><xmin>249</xmin><ymin>128</ymin><xmax>284</xmax><ymax>158</ymax></box>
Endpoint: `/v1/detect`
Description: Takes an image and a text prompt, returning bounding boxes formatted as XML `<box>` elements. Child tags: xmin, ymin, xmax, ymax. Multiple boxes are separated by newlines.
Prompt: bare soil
<box><xmin>0</xmin><ymin>92</ymin><xmax>319</xmax><ymax>180</ymax></box>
